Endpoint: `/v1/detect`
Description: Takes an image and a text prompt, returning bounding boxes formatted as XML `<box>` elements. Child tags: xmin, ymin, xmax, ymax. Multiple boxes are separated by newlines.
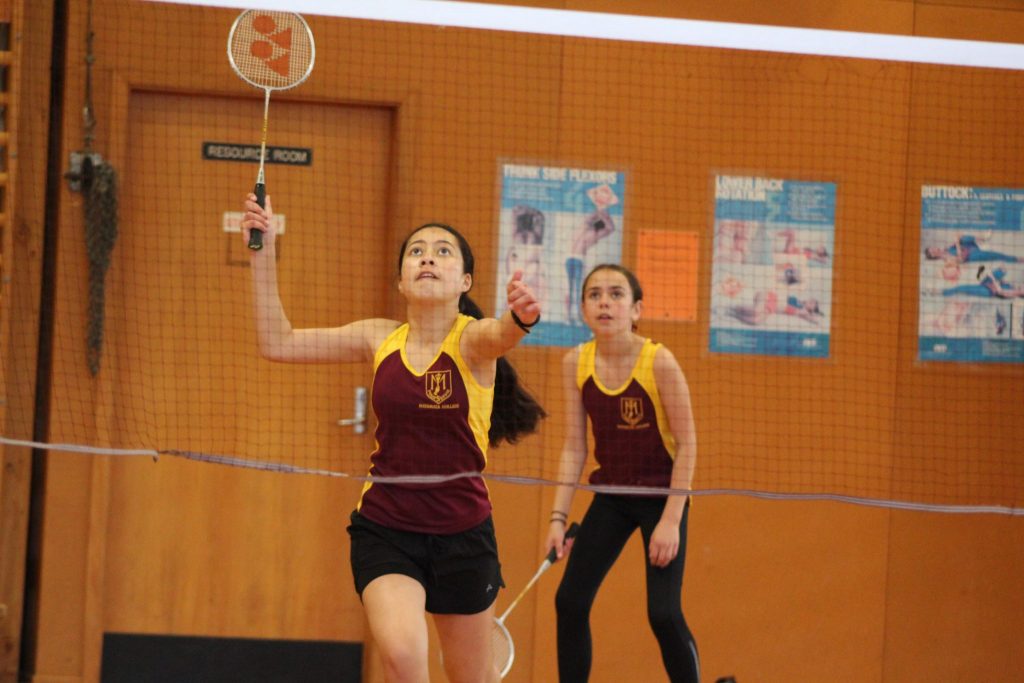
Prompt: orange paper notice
<box><xmin>636</xmin><ymin>230</ymin><xmax>699</xmax><ymax>321</ymax></box>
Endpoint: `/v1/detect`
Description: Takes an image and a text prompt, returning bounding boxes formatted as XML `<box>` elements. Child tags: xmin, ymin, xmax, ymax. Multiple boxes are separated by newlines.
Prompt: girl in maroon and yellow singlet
<box><xmin>544</xmin><ymin>264</ymin><xmax>699</xmax><ymax>683</ymax></box>
<box><xmin>243</xmin><ymin>196</ymin><xmax>544</xmax><ymax>683</ymax></box>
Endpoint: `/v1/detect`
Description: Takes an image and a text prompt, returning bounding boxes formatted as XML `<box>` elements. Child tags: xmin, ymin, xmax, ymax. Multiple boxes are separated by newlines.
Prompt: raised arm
<box><xmin>648</xmin><ymin>345</ymin><xmax>697</xmax><ymax>568</ymax></box>
<box><xmin>244</xmin><ymin>194</ymin><xmax>399</xmax><ymax>363</ymax></box>
<box><xmin>544</xmin><ymin>347</ymin><xmax>588</xmax><ymax>560</ymax></box>
<box><xmin>461</xmin><ymin>269</ymin><xmax>540</xmax><ymax>364</ymax></box>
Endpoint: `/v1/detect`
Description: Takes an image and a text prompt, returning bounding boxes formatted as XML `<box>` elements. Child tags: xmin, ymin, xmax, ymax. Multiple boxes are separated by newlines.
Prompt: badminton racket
<box><xmin>492</xmin><ymin>521</ymin><xmax>580</xmax><ymax>678</ymax></box>
<box><xmin>227</xmin><ymin>10</ymin><xmax>315</xmax><ymax>250</ymax></box>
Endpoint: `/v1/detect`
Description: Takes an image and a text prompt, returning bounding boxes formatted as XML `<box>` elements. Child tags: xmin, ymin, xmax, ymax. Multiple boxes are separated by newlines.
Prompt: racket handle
<box><xmin>545</xmin><ymin>521</ymin><xmax>580</xmax><ymax>564</ymax></box>
<box><xmin>248</xmin><ymin>182</ymin><xmax>266</xmax><ymax>250</ymax></box>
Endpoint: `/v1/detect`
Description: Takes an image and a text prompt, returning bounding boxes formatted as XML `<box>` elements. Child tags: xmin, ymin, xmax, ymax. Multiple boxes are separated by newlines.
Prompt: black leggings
<box><xmin>555</xmin><ymin>494</ymin><xmax>699</xmax><ymax>682</ymax></box>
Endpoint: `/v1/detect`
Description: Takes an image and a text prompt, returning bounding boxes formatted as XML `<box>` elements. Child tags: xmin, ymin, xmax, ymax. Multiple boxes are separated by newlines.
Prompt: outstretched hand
<box><xmin>507</xmin><ymin>269</ymin><xmax>540</xmax><ymax>326</ymax></box>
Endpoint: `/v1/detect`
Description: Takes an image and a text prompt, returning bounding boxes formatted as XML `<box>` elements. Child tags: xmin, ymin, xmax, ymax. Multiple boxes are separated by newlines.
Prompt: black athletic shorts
<box><xmin>347</xmin><ymin>511</ymin><xmax>505</xmax><ymax>615</ymax></box>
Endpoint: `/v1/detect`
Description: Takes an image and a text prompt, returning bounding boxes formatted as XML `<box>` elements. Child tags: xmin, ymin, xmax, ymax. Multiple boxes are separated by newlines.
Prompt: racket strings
<box><xmin>492</xmin><ymin>622</ymin><xmax>514</xmax><ymax>677</ymax></box>
<box><xmin>229</xmin><ymin>12</ymin><xmax>313</xmax><ymax>89</ymax></box>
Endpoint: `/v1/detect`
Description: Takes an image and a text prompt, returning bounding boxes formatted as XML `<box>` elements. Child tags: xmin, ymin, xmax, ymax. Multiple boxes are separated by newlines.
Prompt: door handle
<box><xmin>337</xmin><ymin>386</ymin><xmax>368</xmax><ymax>434</ymax></box>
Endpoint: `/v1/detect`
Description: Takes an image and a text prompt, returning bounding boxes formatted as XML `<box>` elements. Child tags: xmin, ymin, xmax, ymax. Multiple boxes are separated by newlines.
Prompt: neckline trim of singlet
<box><xmin>398</xmin><ymin>318</ymin><xmax>463</xmax><ymax>376</ymax></box>
<box><xmin>590</xmin><ymin>339</ymin><xmax>649</xmax><ymax>396</ymax></box>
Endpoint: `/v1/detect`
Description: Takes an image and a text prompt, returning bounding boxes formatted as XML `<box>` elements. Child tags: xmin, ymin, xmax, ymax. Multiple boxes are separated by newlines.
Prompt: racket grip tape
<box><xmin>248</xmin><ymin>182</ymin><xmax>266</xmax><ymax>250</ymax></box>
<box><xmin>545</xmin><ymin>521</ymin><xmax>580</xmax><ymax>564</ymax></box>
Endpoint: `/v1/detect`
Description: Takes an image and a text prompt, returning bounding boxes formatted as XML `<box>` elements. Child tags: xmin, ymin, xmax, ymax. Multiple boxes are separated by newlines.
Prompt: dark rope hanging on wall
<box><xmin>83</xmin><ymin>156</ymin><xmax>117</xmax><ymax>376</ymax></box>
<box><xmin>77</xmin><ymin>0</ymin><xmax>119</xmax><ymax>376</ymax></box>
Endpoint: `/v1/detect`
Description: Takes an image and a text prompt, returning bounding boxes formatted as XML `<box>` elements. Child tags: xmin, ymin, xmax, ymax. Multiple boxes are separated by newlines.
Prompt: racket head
<box><xmin>228</xmin><ymin>10</ymin><xmax>315</xmax><ymax>91</ymax></box>
<box><xmin>492</xmin><ymin>617</ymin><xmax>514</xmax><ymax>678</ymax></box>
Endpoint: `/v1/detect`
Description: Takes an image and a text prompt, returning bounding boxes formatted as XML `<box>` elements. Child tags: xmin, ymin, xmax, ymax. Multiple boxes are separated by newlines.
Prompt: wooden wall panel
<box><xmin>96</xmin><ymin>89</ymin><xmax>392</xmax><ymax>644</ymax></box>
<box><xmin>17</xmin><ymin>1</ymin><xmax>1024</xmax><ymax>682</ymax></box>
<box><xmin>1</xmin><ymin>0</ymin><xmax>53</xmax><ymax>680</ymax></box>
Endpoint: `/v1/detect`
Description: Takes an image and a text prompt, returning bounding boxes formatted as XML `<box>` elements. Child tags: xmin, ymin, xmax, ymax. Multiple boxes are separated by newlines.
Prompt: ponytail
<box><xmin>459</xmin><ymin>294</ymin><xmax>547</xmax><ymax>447</ymax></box>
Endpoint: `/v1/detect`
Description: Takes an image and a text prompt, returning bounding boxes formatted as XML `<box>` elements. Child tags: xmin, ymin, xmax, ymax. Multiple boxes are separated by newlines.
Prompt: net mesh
<box><xmin>3</xmin><ymin>1</ymin><xmax>1024</xmax><ymax>515</ymax></box>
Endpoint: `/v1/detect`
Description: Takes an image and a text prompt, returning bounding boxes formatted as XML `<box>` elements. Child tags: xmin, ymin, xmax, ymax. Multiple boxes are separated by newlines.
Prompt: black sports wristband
<box><xmin>510</xmin><ymin>310</ymin><xmax>540</xmax><ymax>333</ymax></box>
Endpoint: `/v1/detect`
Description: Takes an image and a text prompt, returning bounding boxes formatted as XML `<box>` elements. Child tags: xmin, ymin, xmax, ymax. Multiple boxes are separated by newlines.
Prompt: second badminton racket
<box><xmin>491</xmin><ymin>521</ymin><xmax>580</xmax><ymax>678</ymax></box>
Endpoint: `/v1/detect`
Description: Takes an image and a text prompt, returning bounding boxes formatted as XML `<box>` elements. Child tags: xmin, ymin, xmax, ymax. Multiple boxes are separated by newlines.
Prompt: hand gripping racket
<box><xmin>492</xmin><ymin>521</ymin><xmax>580</xmax><ymax>678</ymax></box>
<box><xmin>228</xmin><ymin>10</ymin><xmax>315</xmax><ymax>250</ymax></box>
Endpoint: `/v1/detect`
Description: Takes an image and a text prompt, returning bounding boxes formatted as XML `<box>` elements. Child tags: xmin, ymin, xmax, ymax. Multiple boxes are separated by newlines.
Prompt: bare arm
<box><xmin>544</xmin><ymin>348</ymin><xmax>588</xmax><ymax>560</ymax></box>
<box><xmin>648</xmin><ymin>346</ymin><xmax>697</xmax><ymax>568</ymax></box>
<box><xmin>461</xmin><ymin>269</ymin><xmax>540</xmax><ymax>365</ymax></box>
<box><xmin>244</xmin><ymin>194</ymin><xmax>399</xmax><ymax>363</ymax></box>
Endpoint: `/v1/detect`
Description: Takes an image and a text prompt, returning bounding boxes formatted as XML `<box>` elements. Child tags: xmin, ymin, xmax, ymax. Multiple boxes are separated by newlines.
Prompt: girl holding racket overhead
<box><xmin>242</xmin><ymin>196</ymin><xmax>544</xmax><ymax>682</ymax></box>
<box><xmin>544</xmin><ymin>264</ymin><xmax>699</xmax><ymax>683</ymax></box>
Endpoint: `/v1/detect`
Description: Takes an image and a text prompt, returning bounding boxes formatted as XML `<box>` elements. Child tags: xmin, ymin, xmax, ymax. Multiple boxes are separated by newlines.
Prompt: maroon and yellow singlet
<box><xmin>357</xmin><ymin>314</ymin><xmax>494</xmax><ymax>534</ymax></box>
<box><xmin>577</xmin><ymin>338</ymin><xmax>677</xmax><ymax>488</ymax></box>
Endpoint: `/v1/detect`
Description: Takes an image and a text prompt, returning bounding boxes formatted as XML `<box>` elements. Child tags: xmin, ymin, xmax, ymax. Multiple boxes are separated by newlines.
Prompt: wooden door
<box><xmin>98</xmin><ymin>92</ymin><xmax>394</xmax><ymax>646</ymax></box>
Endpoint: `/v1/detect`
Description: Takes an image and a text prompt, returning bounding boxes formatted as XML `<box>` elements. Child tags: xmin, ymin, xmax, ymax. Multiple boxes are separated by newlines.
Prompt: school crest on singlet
<box><xmin>357</xmin><ymin>314</ymin><xmax>495</xmax><ymax>534</ymax></box>
<box><xmin>424</xmin><ymin>369</ymin><xmax>454</xmax><ymax>406</ymax></box>
<box><xmin>577</xmin><ymin>338</ymin><xmax>676</xmax><ymax>487</ymax></box>
<box><xmin>619</xmin><ymin>396</ymin><xmax>648</xmax><ymax>429</ymax></box>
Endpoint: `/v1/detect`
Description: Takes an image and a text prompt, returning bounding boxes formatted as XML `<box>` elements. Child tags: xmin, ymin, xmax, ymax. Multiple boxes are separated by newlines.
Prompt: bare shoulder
<box><xmin>653</xmin><ymin>344</ymin><xmax>686</xmax><ymax>379</ymax></box>
<box><xmin>459</xmin><ymin>315</ymin><xmax>503</xmax><ymax>361</ymax></box>
<box><xmin>562</xmin><ymin>345</ymin><xmax>581</xmax><ymax>372</ymax></box>
<box><xmin>356</xmin><ymin>318</ymin><xmax>403</xmax><ymax>353</ymax></box>
<box><xmin>652</xmin><ymin>345</ymin><xmax>693</xmax><ymax>416</ymax></box>
<box><xmin>653</xmin><ymin>342</ymin><xmax>676</xmax><ymax>362</ymax></box>
<box><xmin>563</xmin><ymin>345</ymin><xmax>581</xmax><ymax>363</ymax></box>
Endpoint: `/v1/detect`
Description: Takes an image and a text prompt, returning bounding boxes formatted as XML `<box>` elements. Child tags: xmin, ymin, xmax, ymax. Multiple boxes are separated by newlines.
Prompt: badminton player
<box><xmin>243</xmin><ymin>196</ymin><xmax>545</xmax><ymax>682</ymax></box>
<box><xmin>544</xmin><ymin>264</ymin><xmax>699</xmax><ymax>682</ymax></box>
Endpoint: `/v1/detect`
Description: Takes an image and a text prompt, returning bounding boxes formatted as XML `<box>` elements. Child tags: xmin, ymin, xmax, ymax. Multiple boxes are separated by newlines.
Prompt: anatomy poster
<box><xmin>495</xmin><ymin>163</ymin><xmax>625</xmax><ymax>347</ymax></box>
<box><xmin>709</xmin><ymin>175</ymin><xmax>835</xmax><ymax>358</ymax></box>
<box><xmin>918</xmin><ymin>185</ymin><xmax>1024</xmax><ymax>363</ymax></box>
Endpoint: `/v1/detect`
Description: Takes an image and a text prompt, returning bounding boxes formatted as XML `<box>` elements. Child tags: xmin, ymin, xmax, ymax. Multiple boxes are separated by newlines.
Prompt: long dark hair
<box><xmin>399</xmin><ymin>223</ymin><xmax>546</xmax><ymax>446</ymax></box>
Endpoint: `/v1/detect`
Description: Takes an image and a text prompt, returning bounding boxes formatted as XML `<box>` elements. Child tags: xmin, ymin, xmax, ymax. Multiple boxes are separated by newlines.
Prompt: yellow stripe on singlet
<box><xmin>576</xmin><ymin>338</ymin><xmax>677</xmax><ymax>458</ymax></box>
<box><xmin>358</xmin><ymin>314</ymin><xmax>495</xmax><ymax>507</ymax></box>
